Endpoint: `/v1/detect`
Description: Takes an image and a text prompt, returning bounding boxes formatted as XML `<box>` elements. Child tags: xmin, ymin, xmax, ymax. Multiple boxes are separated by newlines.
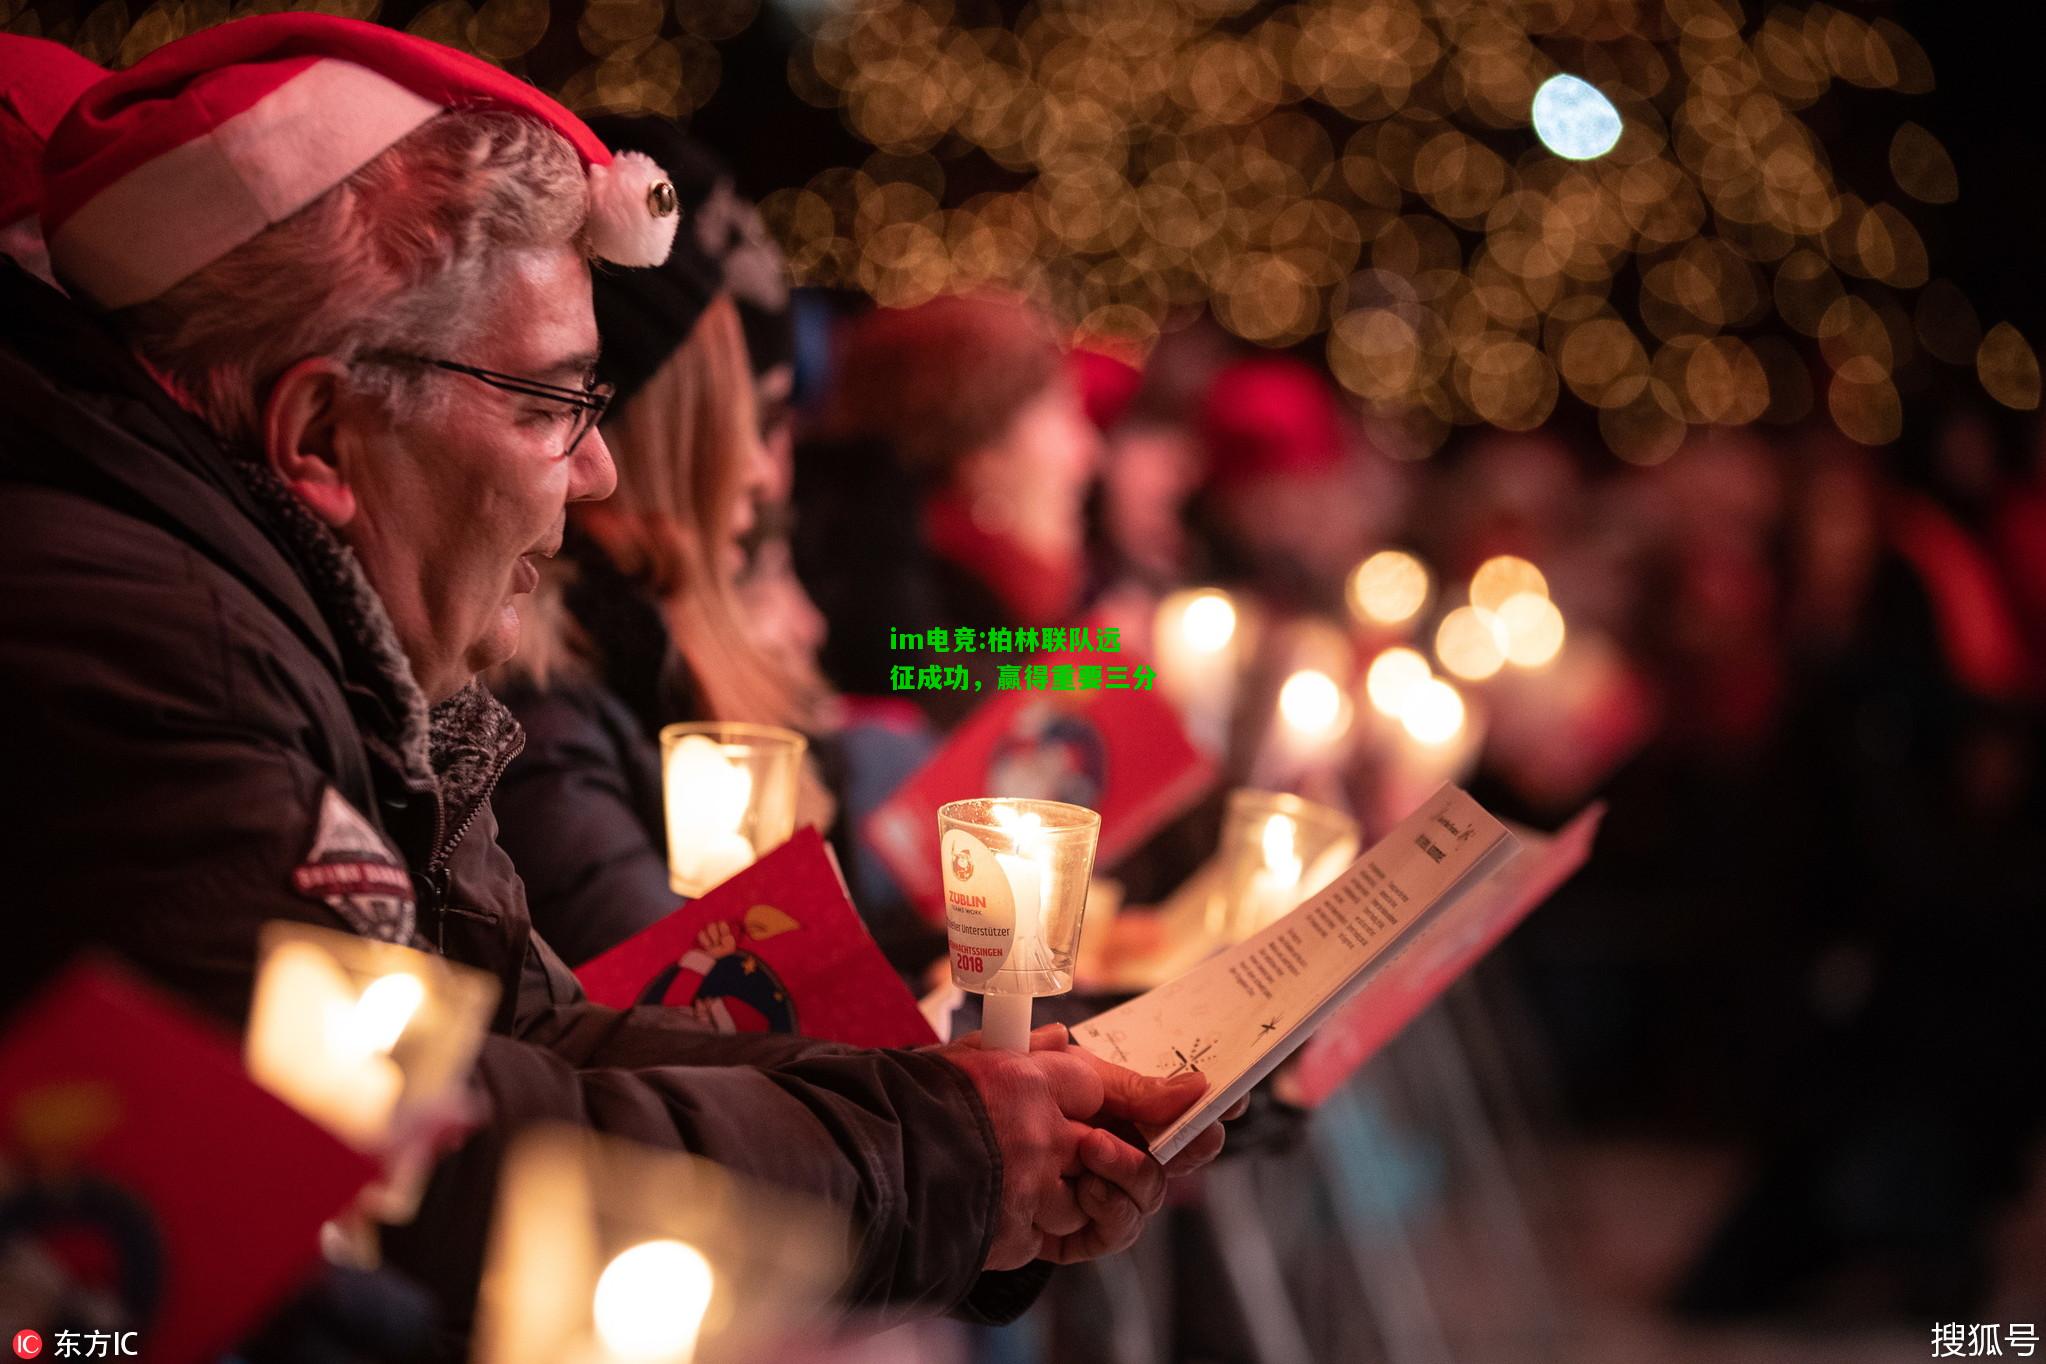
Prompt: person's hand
<box><xmin>935</xmin><ymin>1024</ymin><xmax>1113</xmax><ymax>1270</ymax></box>
<box><xmin>938</xmin><ymin>1025</ymin><xmax>1243</xmax><ymax>1269</ymax></box>
<box><xmin>1027</xmin><ymin>1026</ymin><xmax>1244</xmax><ymax>1262</ymax></box>
<box><xmin>1052</xmin><ymin>1030</ymin><xmax>1247</xmax><ymax>1180</ymax></box>
<box><xmin>695</xmin><ymin>920</ymin><xmax>738</xmax><ymax>958</ymax></box>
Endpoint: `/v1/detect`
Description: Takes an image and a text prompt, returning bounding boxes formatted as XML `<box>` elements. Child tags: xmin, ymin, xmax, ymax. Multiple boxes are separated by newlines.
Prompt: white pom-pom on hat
<box><xmin>586</xmin><ymin>149</ymin><xmax>679</xmax><ymax>269</ymax></box>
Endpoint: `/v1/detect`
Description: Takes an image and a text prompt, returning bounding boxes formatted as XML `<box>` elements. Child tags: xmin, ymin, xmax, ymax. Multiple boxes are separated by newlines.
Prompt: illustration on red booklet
<box><xmin>0</xmin><ymin>958</ymin><xmax>377</xmax><ymax>1364</ymax></box>
<box><xmin>633</xmin><ymin>909</ymin><xmax>801</xmax><ymax>1031</ymax></box>
<box><xmin>577</xmin><ymin>828</ymin><xmax>938</xmax><ymax>1049</ymax></box>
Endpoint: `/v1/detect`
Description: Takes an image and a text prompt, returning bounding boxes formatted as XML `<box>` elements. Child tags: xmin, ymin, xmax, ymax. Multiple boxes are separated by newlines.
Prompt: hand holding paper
<box><xmin>936</xmin><ymin>1023</ymin><xmax>1221</xmax><ymax>1268</ymax></box>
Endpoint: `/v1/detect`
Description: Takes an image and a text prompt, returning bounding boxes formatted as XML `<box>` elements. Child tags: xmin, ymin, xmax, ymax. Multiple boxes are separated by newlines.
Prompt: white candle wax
<box><xmin>993</xmin><ymin>850</ymin><xmax>1044</xmax><ymax>968</ymax></box>
<box><xmin>664</xmin><ymin>735</ymin><xmax>758</xmax><ymax>895</ymax></box>
<box><xmin>1156</xmin><ymin>590</ymin><xmax>1240</xmax><ymax>751</ymax></box>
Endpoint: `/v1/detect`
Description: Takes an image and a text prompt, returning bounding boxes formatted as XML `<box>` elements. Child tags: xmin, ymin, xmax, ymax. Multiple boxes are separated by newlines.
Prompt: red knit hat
<box><xmin>41</xmin><ymin>14</ymin><xmax>678</xmax><ymax>309</ymax></box>
<box><xmin>1198</xmin><ymin>355</ymin><xmax>1346</xmax><ymax>493</ymax></box>
<box><xmin>0</xmin><ymin>36</ymin><xmax>104</xmax><ymax>226</ymax></box>
<box><xmin>1068</xmin><ymin>345</ymin><xmax>1143</xmax><ymax>433</ymax></box>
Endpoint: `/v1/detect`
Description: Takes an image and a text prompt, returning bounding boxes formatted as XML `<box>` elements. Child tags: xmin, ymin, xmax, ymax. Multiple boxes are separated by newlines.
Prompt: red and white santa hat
<box><xmin>0</xmin><ymin>35</ymin><xmax>105</xmax><ymax>229</ymax></box>
<box><xmin>41</xmin><ymin>14</ymin><xmax>678</xmax><ymax>310</ymax></box>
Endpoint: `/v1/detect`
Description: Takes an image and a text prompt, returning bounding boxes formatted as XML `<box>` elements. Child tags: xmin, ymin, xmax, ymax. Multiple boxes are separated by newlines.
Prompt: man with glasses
<box><xmin>0</xmin><ymin>14</ymin><xmax>1226</xmax><ymax>1354</ymax></box>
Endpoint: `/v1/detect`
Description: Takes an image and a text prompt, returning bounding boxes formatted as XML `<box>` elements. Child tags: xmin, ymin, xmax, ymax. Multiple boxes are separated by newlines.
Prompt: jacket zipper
<box><xmin>419</xmin><ymin>734</ymin><xmax>524</xmax><ymax>953</ymax></box>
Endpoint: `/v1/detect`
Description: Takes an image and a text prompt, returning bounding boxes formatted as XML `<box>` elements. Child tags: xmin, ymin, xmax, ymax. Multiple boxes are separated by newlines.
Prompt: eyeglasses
<box><xmin>367</xmin><ymin>353</ymin><xmax>613</xmax><ymax>457</ymax></box>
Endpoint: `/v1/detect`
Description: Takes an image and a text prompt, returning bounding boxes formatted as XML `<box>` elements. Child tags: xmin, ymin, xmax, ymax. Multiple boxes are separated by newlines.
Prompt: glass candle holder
<box><xmin>476</xmin><ymin>1126</ymin><xmax>845</xmax><ymax>1364</ymax></box>
<box><xmin>660</xmin><ymin>722</ymin><xmax>806</xmax><ymax>897</ymax></box>
<box><xmin>245</xmin><ymin>921</ymin><xmax>498</xmax><ymax>1221</ymax></box>
<box><xmin>1208</xmin><ymin>790</ymin><xmax>1361</xmax><ymax>943</ymax></box>
<box><xmin>937</xmin><ymin>798</ymin><xmax>1100</xmax><ymax>1048</ymax></box>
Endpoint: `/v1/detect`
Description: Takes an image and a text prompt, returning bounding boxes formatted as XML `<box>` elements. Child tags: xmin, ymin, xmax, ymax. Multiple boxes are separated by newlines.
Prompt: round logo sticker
<box><xmin>940</xmin><ymin>829</ymin><xmax>1015</xmax><ymax>984</ymax></box>
<box><xmin>14</xmin><ymin>1330</ymin><xmax>42</xmax><ymax>1359</ymax></box>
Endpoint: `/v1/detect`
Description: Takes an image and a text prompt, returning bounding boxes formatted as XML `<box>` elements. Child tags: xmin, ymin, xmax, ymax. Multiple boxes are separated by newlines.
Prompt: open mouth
<box><xmin>513</xmin><ymin>535</ymin><xmax>561</xmax><ymax>596</ymax></box>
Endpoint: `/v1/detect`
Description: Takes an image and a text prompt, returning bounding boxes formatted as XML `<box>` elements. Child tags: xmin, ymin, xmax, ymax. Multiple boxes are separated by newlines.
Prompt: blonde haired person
<box><xmin>491</xmin><ymin>119</ymin><xmax>841</xmax><ymax>965</ymax></box>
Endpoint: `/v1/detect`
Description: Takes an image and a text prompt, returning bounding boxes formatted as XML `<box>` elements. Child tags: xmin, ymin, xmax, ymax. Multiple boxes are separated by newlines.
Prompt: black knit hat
<box><xmin>584</xmin><ymin>114</ymin><xmax>792</xmax><ymax>414</ymax></box>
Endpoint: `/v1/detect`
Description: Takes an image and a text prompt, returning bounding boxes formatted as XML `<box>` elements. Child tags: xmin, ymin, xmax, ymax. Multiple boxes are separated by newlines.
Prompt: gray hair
<box><xmin>117</xmin><ymin>110</ymin><xmax>589</xmax><ymax>446</ymax></box>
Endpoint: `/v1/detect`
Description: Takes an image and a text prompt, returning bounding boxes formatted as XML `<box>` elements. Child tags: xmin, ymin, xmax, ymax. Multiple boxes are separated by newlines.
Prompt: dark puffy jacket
<box><xmin>0</xmin><ymin>265</ymin><xmax>1039</xmax><ymax>1352</ymax></box>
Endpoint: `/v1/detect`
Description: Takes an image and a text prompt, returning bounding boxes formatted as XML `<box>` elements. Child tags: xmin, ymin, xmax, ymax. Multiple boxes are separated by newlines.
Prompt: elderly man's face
<box><xmin>342</xmin><ymin>246</ymin><xmax>616</xmax><ymax>701</ymax></box>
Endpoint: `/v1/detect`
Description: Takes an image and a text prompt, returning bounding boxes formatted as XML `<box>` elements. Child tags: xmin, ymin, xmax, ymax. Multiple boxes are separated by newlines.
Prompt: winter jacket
<box><xmin>0</xmin><ymin>263</ymin><xmax>1041</xmax><ymax>1352</ymax></box>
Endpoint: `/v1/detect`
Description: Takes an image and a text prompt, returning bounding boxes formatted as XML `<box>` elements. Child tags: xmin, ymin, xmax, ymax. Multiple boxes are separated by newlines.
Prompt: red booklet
<box><xmin>864</xmin><ymin>655</ymin><xmax>1216</xmax><ymax>921</ymax></box>
<box><xmin>0</xmin><ymin>957</ymin><xmax>378</xmax><ymax>1364</ymax></box>
<box><xmin>1275</xmin><ymin>805</ymin><xmax>1604</xmax><ymax>1110</ymax></box>
<box><xmin>576</xmin><ymin>828</ymin><xmax>937</xmax><ymax>1049</ymax></box>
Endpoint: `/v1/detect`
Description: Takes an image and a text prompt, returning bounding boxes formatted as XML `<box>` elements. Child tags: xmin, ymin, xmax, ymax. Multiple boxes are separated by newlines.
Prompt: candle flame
<box><xmin>1365</xmin><ymin>647</ymin><xmax>1432</xmax><ymax>717</ymax></box>
<box><xmin>1278</xmin><ymin>668</ymin><xmax>1346</xmax><ymax>740</ymax></box>
<box><xmin>1400</xmin><ymin>677</ymin><xmax>1468</xmax><ymax>746</ymax></box>
<box><xmin>592</xmin><ymin>1238</ymin><xmax>716</xmax><ymax>1362</ymax></box>
<box><xmin>342</xmin><ymin>972</ymin><xmax>426</xmax><ymax>1058</ymax></box>
<box><xmin>1260</xmin><ymin>813</ymin><xmax>1302</xmax><ymax>883</ymax></box>
<box><xmin>1497</xmin><ymin>591</ymin><xmax>1566</xmax><ymax>667</ymax></box>
<box><xmin>1348</xmin><ymin>551</ymin><xmax>1430</xmax><ymax>625</ymax></box>
<box><xmin>1435</xmin><ymin>605</ymin><xmax>1510</xmax><ymax>681</ymax></box>
<box><xmin>1179</xmin><ymin>591</ymin><xmax>1238</xmax><ymax>653</ymax></box>
<box><xmin>1469</xmin><ymin>556</ymin><xmax>1548</xmax><ymax>614</ymax></box>
<box><xmin>989</xmin><ymin>802</ymin><xmax>1047</xmax><ymax>854</ymax></box>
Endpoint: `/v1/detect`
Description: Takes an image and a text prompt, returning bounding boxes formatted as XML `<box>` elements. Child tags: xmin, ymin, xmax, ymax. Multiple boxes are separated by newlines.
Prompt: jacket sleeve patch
<box><xmin>292</xmin><ymin>786</ymin><xmax>417</xmax><ymax>945</ymax></box>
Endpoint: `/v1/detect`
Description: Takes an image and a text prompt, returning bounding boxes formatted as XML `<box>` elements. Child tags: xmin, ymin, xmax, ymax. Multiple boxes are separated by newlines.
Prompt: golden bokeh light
<box><xmin>1278</xmin><ymin>668</ymin><xmax>1350</xmax><ymax>744</ymax></box>
<box><xmin>1496</xmin><ymin>591</ymin><xmax>1567</xmax><ymax>668</ymax></box>
<box><xmin>1889</xmin><ymin>122</ymin><xmax>1959</xmax><ymax>205</ymax></box>
<box><xmin>1435</xmin><ymin>605</ymin><xmax>1509</xmax><ymax>682</ymax></box>
<box><xmin>1978</xmin><ymin>323</ymin><xmax>2043</xmax><ymax>412</ymax></box>
<box><xmin>763</xmin><ymin>0</ymin><xmax>1991</xmax><ymax>450</ymax></box>
<box><xmin>1365</xmin><ymin>646</ymin><xmax>1434</xmax><ymax>718</ymax></box>
<box><xmin>1348</xmin><ymin>551</ymin><xmax>1432</xmax><ymax>627</ymax></box>
<box><xmin>1470</xmin><ymin>555</ymin><xmax>1550</xmax><ymax>613</ymax></box>
<box><xmin>13</xmin><ymin>0</ymin><xmax>2006</xmax><ymax>454</ymax></box>
<box><xmin>1400</xmin><ymin>677</ymin><xmax>1468</xmax><ymax>746</ymax></box>
<box><xmin>1827</xmin><ymin>367</ymin><xmax>1905</xmax><ymax>446</ymax></box>
<box><xmin>1177</xmin><ymin>589</ymin><xmax>1240</xmax><ymax>655</ymax></box>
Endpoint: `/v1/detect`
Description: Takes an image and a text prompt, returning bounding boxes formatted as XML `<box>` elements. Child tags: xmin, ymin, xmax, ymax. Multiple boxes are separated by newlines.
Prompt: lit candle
<box><xmin>476</xmin><ymin>1130</ymin><xmax>846</xmax><ymax>1364</ymax></box>
<box><xmin>246</xmin><ymin>943</ymin><xmax>422</xmax><ymax>1150</ymax></box>
<box><xmin>1347</xmin><ymin>550</ymin><xmax>1431</xmax><ymax>627</ymax></box>
<box><xmin>1240</xmin><ymin>812</ymin><xmax>1304</xmax><ymax>933</ymax></box>
<box><xmin>592</xmin><ymin>1238</ymin><xmax>715</xmax><ymax>1364</ymax></box>
<box><xmin>1277</xmin><ymin>667</ymin><xmax>1351</xmax><ymax>751</ymax></box>
<box><xmin>1400</xmin><ymin>677</ymin><xmax>1467</xmax><ymax>746</ymax></box>
<box><xmin>1365</xmin><ymin>647</ymin><xmax>1432</xmax><ymax>718</ymax></box>
<box><xmin>1155</xmin><ymin>588</ymin><xmax>1240</xmax><ymax>750</ymax></box>
<box><xmin>663</xmin><ymin>734</ymin><xmax>756</xmax><ymax>897</ymax></box>
<box><xmin>965</xmin><ymin>801</ymin><xmax>1080</xmax><ymax>1055</ymax></box>
<box><xmin>1496</xmin><ymin>591</ymin><xmax>1566</xmax><ymax>668</ymax></box>
<box><xmin>990</xmin><ymin>805</ymin><xmax>1054</xmax><ymax>980</ymax></box>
